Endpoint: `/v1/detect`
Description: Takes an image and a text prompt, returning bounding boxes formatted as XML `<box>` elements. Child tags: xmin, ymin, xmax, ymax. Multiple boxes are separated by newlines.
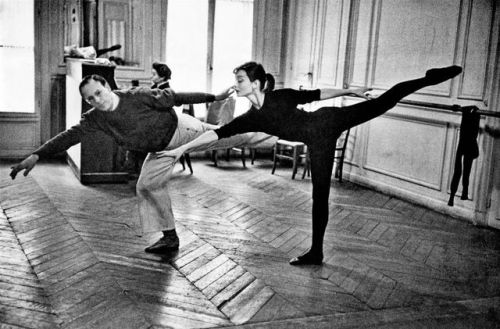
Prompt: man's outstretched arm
<box><xmin>9</xmin><ymin>119</ymin><xmax>98</xmax><ymax>179</ymax></box>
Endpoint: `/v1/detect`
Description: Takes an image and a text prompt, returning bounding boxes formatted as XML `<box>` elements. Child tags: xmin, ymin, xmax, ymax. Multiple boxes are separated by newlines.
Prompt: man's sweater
<box><xmin>33</xmin><ymin>87</ymin><xmax>215</xmax><ymax>158</ymax></box>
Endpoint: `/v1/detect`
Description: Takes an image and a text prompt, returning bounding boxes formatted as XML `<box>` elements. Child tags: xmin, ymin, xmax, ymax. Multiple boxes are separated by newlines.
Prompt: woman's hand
<box><xmin>155</xmin><ymin>147</ymin><xmax>185</xmax><ymax>162</ymax></box>
<box><xmin>349</xmin><ymin>87</ymin><xmax>373</xmax><ymax>100</ymax></box>
<box><xmin>214</xmin><ymin>87</ymin><xmax>235</xmax><ymax>101</ymax></box>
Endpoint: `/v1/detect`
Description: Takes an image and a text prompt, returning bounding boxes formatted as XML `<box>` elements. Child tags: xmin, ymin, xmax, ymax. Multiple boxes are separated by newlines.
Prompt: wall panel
<box><xmin>350</xmin><ymin>0</ymin><xmax>374</xmax><ymax>87</ymax></box>
<box><xmin>340</xmin><ymin>0</ymin><xmax>498</xmax><ymax>221</ymax></box>
<box><xmin>253</xmin><ymin>0</ymin><xmax>285</xmax><ymax>84</ymax></box>
<box><xmin>364</xmin><ymin>115</ymin><xmax>447</xmax><ymax>190</ymax></box>
<box><xmin>459</xmin><ymin>0</ymin><xmax>494</xmax><ymax>100</ymax></box>
<box><xmin>0</xmin><ymin>119</ymin><xmax>39</xmax><ymax>158</ymax></box>
<box><xmin>284</xmin><ymin>0</ymin><xmax>318</xmax><ymax>88</ymax></box>
<box><xmin>373</xmin><ymin>0</ymin><xmax>460</xmax><ymax>93</ymax></box>
<box><xmin>98</xmin><ymin>0</ymin><xmax>161</xmax><ymax>81</ymax></box>
<box><xmin>315</xmin><ymin>0</ymin><xmax>344</xmax><ymax>87</ymax></box>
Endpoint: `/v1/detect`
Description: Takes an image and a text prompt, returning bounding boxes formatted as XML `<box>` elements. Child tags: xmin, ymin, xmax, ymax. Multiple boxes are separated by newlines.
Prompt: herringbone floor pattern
<box><xmin>0</xmin><ymin>158</ymin><xmax>499</xmax><ymax>328</ymax></box>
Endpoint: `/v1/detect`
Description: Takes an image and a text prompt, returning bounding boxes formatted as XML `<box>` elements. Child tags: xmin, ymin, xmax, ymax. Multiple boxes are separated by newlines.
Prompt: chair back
<box><xmin>205</xmin><ymin>98</ymin><xmax>236</xmax><ymax>125</ymax></box>
<box><xmin>182</xmin><ymin>104</ymin><xmax>195</xmax><ymax>117</ymax></box>
<box><xmin>335</xmin><ymin>129</ymin><xmax>350</xmax><ymax>156</ymax></box>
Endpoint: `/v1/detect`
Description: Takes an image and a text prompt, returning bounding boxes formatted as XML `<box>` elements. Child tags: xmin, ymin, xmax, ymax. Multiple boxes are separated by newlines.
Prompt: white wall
<box><xmin>284</xmin><ymin>0</ymin><xmax>499</xmax><ymax>225</ymax></box>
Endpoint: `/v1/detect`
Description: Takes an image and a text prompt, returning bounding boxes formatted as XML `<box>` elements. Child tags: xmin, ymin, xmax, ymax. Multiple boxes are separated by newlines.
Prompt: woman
<box><xmin>151</xmin><ymin>61</ymin><xmax>172</xmax><ymax>89</ymax></box>
<box><xmin>160</xmin><ymin>62</ymin><xmax>462</xmax><ymax>265</ymax></box>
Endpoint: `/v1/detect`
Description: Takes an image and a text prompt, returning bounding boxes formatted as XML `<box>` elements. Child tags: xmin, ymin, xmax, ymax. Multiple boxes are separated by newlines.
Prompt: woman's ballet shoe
<box><xmin>425</xmin><ymin>65</ymin><xmax>462</xmax><ymax>85</ymax></box>
<box><xmin>289</xmin><ymin>252</ymin><xmax>323</xmax><ymax>266</ymax></box>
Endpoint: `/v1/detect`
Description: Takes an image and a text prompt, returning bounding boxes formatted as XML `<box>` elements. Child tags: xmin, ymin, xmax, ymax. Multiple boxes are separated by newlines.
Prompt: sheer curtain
<box><xmin>212</xmin><ymin>0</ymin><xmax>253</xmax><ymax>117</ymax></box>
<box><xmin>0</xmin><ymin>0</ymin><xmax>34</xmax><ymax>112</ymax></box>
<box><xmin>166</xmin><ymin>0</ymin><xmax>254</xmax><ymax>118</ymax></box>
<box><xmin>166</xmin><ymin>0</ymin><xmax>209</xmax><ymax>118</ymax></box>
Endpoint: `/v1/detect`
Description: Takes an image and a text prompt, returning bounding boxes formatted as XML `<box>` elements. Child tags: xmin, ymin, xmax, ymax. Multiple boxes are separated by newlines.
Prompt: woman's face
<box><xmin>234</xmin><ymin>70</ymin><xmax>256</xmax><ymax>97</ymax></box>
<box><xmin>151</xmin><ymin>69</ymin><xmax>164</xmax><ymax>84</ymax></box>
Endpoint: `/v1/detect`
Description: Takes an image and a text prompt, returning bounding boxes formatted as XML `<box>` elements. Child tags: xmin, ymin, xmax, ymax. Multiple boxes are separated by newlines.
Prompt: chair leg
<box><xmin>240</xmin><ymin>148</ymin><xmax>246</xmax><ymax>168</ymax></box>
<box><xmin>250</xmin><ymin>148</ymin><xmax>256</xmax><ymax>165</ymax></box>
<box><xmin>302</xmin><ymin>152</ymin><xmax>310</xmax><ymax>179</ymax></box>
<box><xmin>226</xmin><ymin>149</ymin><xmax>231</xmax><ymax>161</ymax></box>
<box><xmin>338</xmin><ymin>157</ymin><xmax>344</xmax><ymax>182</ymax></box>
<box><xmin>185</xmin><ymin>153</ymin><xmax>193</xmax><ymax>174</ymax></box>
<box><xmin>271</xmin><ymin>144</ymin><xmax>278</xmax><ymax>175</ymax></box>
<box><xmin>212</xmin><ymin>150</ymin><xmax>218</xmax><ymax>167</ymax></box>
<box><xmin>179</xmin><ymin>155</ymin><xmax>186</xmax><ymax>170</ymax></box>
<box><xmin>291</xmin><ymin>146</ymin><xmax>298</xmax><ymax>180</ymax></box>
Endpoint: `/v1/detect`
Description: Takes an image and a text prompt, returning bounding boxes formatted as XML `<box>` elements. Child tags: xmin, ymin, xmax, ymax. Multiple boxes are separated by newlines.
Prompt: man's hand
<box><xmin>10</xmin><ymin>154</ymin><xmax>39</xmax><ymax>179</ymax></box>
<box><xmin>214</xmin><ymin>87</ymin><xmax>235</xmax><ymax>101</ymax></box>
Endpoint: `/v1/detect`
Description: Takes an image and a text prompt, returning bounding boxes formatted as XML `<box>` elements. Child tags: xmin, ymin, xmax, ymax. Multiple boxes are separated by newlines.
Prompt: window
<box><xmin>166</xmin><ymin>0</ymin><xmax>254</xmax><ymax>118</ymax></box>
<box><xmin>166</xmin><ymin>0</ymin><xmax>209</xmax><ymax>95</ymax></box>
<box><xmin>0</xmin><ymin>0</ymin><xmax>35</xmax><ymax>113</ymax></box>
<box><xmin>212</xmin><ymin>0</ymin><xmax>253</xmax><ymax>117</ymax></box>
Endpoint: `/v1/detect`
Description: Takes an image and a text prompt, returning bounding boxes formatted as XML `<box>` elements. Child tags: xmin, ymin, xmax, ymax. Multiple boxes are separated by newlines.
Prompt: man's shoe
<box><xmin>145</xmin><ymin>234</ymin><xmax>179</xmax><ymax>253</ymax></box>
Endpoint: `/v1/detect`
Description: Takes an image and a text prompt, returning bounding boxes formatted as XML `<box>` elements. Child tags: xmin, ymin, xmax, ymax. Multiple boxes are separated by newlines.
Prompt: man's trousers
<box><xmin>136</xmin><ymin>113</ymin><xmax>277</xmax><ymax>233</ymax></box>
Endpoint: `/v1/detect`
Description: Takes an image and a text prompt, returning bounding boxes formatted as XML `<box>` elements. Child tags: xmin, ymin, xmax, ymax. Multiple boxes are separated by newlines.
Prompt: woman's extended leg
<box><xmin>333</xmin><ymin>66</ymin><xmax>462</xmax><ymax>131</ymax></box>
<box><xmin>290</xmin><ymin>144</ymin><xmax>336</xmax><ymax>266</ymax></box>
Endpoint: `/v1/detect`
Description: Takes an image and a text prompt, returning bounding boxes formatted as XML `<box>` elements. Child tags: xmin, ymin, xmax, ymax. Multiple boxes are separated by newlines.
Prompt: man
<box><xmin>10</xmin><ymin>74</ymin><xmax>276</xmax><ymax>253</ymax></box>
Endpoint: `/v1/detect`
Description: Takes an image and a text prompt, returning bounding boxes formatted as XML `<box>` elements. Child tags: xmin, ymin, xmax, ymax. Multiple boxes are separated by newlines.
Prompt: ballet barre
<box><xmin>349</xmin><ymin>93</ymin><xmax>500</xmax><ymax>118</ymax></box>
<box><xmin>399</xmin><ymin>99</ymin><xmax>500</xmax><ymax>118</ymax></box>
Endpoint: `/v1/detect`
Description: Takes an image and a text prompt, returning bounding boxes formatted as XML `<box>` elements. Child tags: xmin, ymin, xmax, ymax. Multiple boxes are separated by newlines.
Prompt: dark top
<box><xmin>151</xmin><ymin>81</ymin><xmax>170</xmax><ymax>89</ymax></box>
<box><xmin>33</xmin><ymin>87</ymin><xmax>215</xmax><ymax>159</ymax></box>
<box><xmin>214</xmin><ymin>89</ymin><xmax>321</xmax><ymax>144</ymax></box>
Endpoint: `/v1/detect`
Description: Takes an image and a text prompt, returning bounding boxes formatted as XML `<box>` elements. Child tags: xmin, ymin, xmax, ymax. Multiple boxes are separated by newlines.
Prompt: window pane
<box><xmin>213</xmin><ymin>0</ymin><xmax>253</xmax><ymax>116</ymax></box>
<box><xmin>166</xmin><ymin>0</ymin><xmax>208</xmax><ymax>117</ymax></box>
<box><xmin>0</xmin><ymin>0</ymin><xmax>35</xmax><ymax>112</ymax></box>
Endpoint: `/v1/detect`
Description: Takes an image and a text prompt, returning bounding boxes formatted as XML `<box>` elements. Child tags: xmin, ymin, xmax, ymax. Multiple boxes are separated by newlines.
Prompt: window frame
<box><xmin>0</xmin><ymin>0</ymin><xmax>40</xmax><ymax>117</ymax></box>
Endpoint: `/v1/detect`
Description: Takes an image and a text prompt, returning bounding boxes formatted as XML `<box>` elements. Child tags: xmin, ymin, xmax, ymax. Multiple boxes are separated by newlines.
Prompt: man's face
<box><xmin>80</xmin><ymin>80</ymin><xmax>114</xmax><ymax>111</ymax></box>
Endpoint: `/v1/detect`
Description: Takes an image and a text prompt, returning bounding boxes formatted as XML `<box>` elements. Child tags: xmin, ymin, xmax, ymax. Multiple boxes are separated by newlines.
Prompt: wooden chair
<box><xmin>271</xmin><ymin>139</ymin><xmax>306</xmax><ymax>180</ymax></box>
<box><xmin>301</xmin><ymin>129</ymin><xmax>351</xmax><ymax>182</ymax></box>
<box><xmin>206</xmin><ymin>98</ymin><xmax>247</xmax><ymax>167</ymax></box>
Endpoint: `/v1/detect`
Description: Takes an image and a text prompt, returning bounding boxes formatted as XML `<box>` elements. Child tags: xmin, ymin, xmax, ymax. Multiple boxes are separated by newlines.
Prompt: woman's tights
<box><xmin>304</xmin><ymin>69</ymin><xmax>460</xmax><ymax>261</ymax></box>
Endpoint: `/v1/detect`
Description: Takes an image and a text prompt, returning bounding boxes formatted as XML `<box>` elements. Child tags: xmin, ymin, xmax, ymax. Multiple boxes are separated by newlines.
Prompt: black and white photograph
<box><xmin>1</xmin><ymin>0</ymin><xmax>499</xmax><ymax>328</ymax></box>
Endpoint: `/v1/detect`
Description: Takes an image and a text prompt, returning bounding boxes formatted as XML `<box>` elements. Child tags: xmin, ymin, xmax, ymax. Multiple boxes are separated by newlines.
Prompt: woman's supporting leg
<box><xmin>333</xmin><ymin>66</ymin><xmax>462</xmax><ymax>131</ymax></box>
<box><xmin>290</xmin><ymin>145</ymin><xmax>335</xmax><ymax>265</ymax></box>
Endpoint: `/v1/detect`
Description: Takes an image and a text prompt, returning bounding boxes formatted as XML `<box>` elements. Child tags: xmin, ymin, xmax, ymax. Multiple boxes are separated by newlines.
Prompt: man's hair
<box><xmin>79</xmin><ymin>74</ymin><xmax>108</xmax><ymax>94</ymax></box>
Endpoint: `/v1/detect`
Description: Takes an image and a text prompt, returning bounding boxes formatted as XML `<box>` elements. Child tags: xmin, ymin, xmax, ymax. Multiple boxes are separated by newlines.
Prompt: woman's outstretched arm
<box><xmin>157</xmin><ymin>130</ymin><xmax>219</xmax><ymax>162</ymax></box>
<box><xmin>319</xmin><ymin>87</ymin><xmax>372</xmax><ymax>100</ymax></box>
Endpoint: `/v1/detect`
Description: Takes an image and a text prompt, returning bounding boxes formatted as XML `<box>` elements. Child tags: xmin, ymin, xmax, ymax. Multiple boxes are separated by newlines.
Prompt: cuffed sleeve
<box><xmin>140</xmin><ymin>87</ymin><xmax>216</xmax><ymax>109</ymax></box>
<box><xmin>173</xmin><ymin>92</ymin><xmax>215</xmax><ymax>107</ymax></box>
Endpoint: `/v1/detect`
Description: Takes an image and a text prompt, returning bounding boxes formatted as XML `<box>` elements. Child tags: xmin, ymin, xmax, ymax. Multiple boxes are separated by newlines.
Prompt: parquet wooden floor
<box><xmin>0</xmin><ymin>158</ymin><xmax>499</xmax><ymax>328</ymax></box>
